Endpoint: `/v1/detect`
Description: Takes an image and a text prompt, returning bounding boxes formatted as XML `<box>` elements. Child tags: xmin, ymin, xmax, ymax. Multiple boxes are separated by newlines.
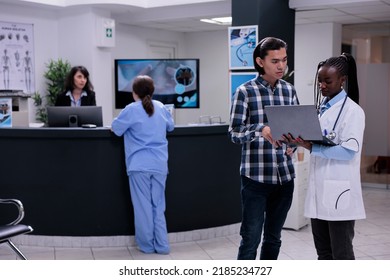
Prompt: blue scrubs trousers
<box><xmin>128</xmin><ymin>171</ymin><xmax>170</xmax><ymax>254</ymax></box>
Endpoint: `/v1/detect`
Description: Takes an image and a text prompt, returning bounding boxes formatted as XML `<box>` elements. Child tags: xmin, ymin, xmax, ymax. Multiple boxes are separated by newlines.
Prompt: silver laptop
<box><xmin>264</xmin><ymin>105</ymin><xmax>336</xmax><ymax>146</ymax></box>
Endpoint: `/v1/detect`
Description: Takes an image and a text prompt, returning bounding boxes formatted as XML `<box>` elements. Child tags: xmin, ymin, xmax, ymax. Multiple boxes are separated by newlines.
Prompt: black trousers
<box><xmin>311</xmin><ymin>218</ymin><xmax>355</xmax><ymax>260</ymax></box>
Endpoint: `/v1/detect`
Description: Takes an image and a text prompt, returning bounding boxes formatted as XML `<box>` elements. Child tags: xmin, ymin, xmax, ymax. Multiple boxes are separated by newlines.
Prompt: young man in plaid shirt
<box><xmin>229</xmin><ymin>37</ymin><xmax>299</xmax><ymax>260</ymax></box>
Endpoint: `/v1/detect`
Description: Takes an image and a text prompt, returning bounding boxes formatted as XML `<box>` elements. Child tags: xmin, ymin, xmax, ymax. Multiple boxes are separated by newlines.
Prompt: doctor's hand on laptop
<box><xmin>282</xmin><ymin>133</ymin><xmax>313</xmax><ymax>152</ymax></box>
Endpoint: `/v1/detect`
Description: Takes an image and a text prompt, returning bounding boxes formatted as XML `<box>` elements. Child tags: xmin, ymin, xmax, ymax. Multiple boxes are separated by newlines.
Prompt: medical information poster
<box><xmin>0</xmin><ymin>21</ymin><xmax>35</xmax><ymax>93</ymax></box>
<box><xmin>0</xmin><ymin>97</ymin><xmax>12</xmax><ymax>127</ymax></box>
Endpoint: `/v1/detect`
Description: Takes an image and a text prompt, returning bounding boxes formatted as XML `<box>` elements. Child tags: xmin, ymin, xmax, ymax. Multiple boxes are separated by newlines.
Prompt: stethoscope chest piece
<box><xmin>326</xmin><ymin>131</ymin><xmax>336</xmax><ymax>140</ymax></box>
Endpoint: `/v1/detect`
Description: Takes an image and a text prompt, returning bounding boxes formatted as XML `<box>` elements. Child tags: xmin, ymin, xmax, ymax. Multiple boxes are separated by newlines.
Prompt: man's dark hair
<box><xmin>253</xmin><ymin>37</ymin><xmax>288</xmax><ymax>75</ymax></box>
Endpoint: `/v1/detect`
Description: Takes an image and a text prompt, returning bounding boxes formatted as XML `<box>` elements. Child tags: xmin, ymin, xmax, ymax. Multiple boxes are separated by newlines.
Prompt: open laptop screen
<box><xmin>264</xmin><ymin>105</ymin><xmax>335</xmax><ymax>146</ymax></box>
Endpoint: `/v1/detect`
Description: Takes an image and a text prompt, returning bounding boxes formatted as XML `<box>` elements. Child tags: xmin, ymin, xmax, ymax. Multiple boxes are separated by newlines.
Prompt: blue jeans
<box><xmin>237</xmin><ymin>176</ymin><xmax>294</xmax><ymax>260</ymax></box>
<box><xmin>311</xmin><ymin>218</ymin><xmax>355</xmax><ymax>260</ymax></box>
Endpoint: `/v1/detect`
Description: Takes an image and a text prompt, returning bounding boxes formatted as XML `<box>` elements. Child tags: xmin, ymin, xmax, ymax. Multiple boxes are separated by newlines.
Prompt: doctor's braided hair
<box><xmin>132</xmin><ymin>75</ymin><xmax>155</xmax><ymax>117</ymax></box>
<box><xmin>314</xmin><ymin>53</ymin><xmax>359</xmax><ymax>109</ymax></box>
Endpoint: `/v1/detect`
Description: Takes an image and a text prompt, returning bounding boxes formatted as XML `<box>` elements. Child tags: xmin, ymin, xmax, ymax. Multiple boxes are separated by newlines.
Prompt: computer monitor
<box><xmin>47</xmin><ymin>106</ymin><xmax>103</xmax><ymax>127</ymax></box>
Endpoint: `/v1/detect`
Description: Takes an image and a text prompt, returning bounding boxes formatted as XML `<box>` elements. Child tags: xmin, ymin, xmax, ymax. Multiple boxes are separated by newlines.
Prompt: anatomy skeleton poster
<box><xmin>0</xmin><ymin>21</ymin><xmax>35</xmax><ymax>93</ymax></box>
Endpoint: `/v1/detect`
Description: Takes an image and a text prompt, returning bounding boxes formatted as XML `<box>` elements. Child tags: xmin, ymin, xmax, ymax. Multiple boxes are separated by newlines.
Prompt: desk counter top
<box><xmin>0</xmin><ymin>124</ymin><xmax>229</xmax><ymax>138</ymax></box>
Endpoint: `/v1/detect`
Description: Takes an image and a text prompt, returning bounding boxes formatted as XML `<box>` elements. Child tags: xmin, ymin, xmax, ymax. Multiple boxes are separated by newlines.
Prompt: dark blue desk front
<box><xmin>0</xmin><ymin>125</ymin><xmax>242</xmax><ymax>236</ymax></box>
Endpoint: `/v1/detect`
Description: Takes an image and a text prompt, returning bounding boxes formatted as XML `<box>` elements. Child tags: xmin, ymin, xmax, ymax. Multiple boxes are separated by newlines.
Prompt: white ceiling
<box><xmin>292</xmin><ymin>0</ymin><xmax>390</xmax><ymax>37</ymax></box>
<box><xmin>107</xmin><ymin>0</ymin><xmax>232</xmax><ymax>32</ymax></box>
<box><xmin>1</xmin><ymin>0</ymin><xmax>390</xmax><ymax>33</ymax></box>
<box><xmin>111</xmin><ymin>0</ymin><xmax>390</xmax><ymax>34</ymax></box>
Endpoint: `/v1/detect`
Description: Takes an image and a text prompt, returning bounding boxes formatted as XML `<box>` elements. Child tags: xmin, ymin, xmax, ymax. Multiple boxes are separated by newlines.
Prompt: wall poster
<box><xmin>0</xmin><ymin>21</ymin><xmax>35</xmax><ymax>93</ymax></box>
<box><xmin>0</xmin><ymin>97</ymin><xmax>12</xmax><ymax>127</ymax></box>
<box><xmin>228</xmin><ymin>25</ymin><xmax>258</xmax><ymax>70</ymax></box>
<box><xmin>229</xmin><ymin>72</ymin><xmax>257</xmax><ymax>104</ymax></box>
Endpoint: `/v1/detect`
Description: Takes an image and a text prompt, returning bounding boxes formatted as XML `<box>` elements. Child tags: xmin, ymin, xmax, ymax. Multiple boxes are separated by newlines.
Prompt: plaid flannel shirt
<box><xmin>229</xmin><ymin>75</ymin><xmax>299</xmax><ymax>184</ymax></box>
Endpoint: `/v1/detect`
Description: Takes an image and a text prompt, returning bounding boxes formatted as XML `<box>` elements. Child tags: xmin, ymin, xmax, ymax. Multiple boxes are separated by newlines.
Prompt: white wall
<box><xmin>112</xmin><ymin>24</ymin><xmax>229</xmax><ymax>125</ymax></box>
<box><xmin>294</xmin><ymin>22</ymin><xmax>342</xmax><ymax>105</ymax></box>
<box><xmin>179</xmin><ymin>30</ymin><xmax>230</xmax><ymax>125</ymax></box>
<box><xmin>112</xmin><ymin>23</ymin><xmax>187</xmax><ymax>125</ymax></box>
<box><xmin>57</xmin><ymin>7</ymin><xmax>114</xmax><ymax>125</ymax></box>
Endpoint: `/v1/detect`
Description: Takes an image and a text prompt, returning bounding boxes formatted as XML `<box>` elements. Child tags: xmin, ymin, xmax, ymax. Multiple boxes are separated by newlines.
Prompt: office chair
<box><xmin>0</xmin><ymin>198</ymin><xmax>33</xmax><ymax>260</ymax></box>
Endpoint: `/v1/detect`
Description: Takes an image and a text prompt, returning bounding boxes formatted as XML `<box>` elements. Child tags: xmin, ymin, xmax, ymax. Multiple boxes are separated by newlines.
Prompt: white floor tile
<box><xmin>54</xmin><ymin>248</ymin><xmax>94</xmax><ymax>260</ymax></box>
<box><xmin>169</xmin><ymin>242</ymin><xmax>211</xmax><ymax>260</ymax></box>
<box><xmin>92</xmin><ymin>247</ymin><xmax>133</xmax><ymax>260</ymax></box>
<box><xmin>355</xmin><ymin>243</ymin><xmax>390</xmax><ymax>257</ymax></box>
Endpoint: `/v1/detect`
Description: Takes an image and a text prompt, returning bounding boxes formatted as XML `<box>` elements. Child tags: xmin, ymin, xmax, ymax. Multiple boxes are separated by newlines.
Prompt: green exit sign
<box><xmin>106</xmin><ymin>28</ymin><xmax>112</xmax><ymax>38</ymax></box>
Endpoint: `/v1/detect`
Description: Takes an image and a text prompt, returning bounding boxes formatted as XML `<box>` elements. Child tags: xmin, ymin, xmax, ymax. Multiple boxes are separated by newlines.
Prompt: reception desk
<box><xmin>0</xmin><ymin>125</ymin><xmax>242</xmax><ymax>236</ymax></box>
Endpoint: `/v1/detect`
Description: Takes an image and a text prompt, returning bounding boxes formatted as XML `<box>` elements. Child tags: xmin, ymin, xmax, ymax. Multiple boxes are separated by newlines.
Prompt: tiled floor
<box><xmin>1</xmin><ymin>186</ymin><xmax>389</xmax><ymax>260</ymax></box>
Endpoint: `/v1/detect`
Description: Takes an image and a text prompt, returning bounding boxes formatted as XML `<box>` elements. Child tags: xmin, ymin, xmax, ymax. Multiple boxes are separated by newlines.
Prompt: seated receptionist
<box><xmin>55</xmin><ymin>65</ymin><xmax>96</xmax><ymax>106</ymax></box>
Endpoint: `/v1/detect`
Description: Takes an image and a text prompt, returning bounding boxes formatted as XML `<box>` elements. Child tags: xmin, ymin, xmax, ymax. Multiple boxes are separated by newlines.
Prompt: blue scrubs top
<box><xmin>111</xmin><ymin>100</ymin><xmax>175</xmax><ymax>175</ymax></box>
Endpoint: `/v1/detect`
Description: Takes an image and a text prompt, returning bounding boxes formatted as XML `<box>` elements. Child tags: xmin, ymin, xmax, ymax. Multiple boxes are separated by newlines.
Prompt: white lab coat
<box><xmin>304</xmin><ymin>96</ymin><xmax>366</xmax><ymax>221</ymax></box>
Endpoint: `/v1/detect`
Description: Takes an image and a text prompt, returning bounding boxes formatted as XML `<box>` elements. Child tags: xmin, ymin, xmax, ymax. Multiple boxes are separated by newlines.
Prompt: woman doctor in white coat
<box><xmin>292</xmin><ymin>53</ymin><xmax>365</xmax><ymax>260</ymax></box>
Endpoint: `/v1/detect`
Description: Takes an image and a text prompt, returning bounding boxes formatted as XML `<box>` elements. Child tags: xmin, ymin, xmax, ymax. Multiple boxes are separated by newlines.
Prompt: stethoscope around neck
<box><xmin>322</xmin><ymin>95</ymin><xmax>348</xmax><ymax>141</ymax></box>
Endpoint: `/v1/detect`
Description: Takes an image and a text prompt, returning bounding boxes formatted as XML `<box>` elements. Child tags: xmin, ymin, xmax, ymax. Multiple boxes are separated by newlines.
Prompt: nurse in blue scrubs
<box><xmin>111</xmin><ymin>75</ymin><xmax>175</xmax><ymax>254</ymax></box>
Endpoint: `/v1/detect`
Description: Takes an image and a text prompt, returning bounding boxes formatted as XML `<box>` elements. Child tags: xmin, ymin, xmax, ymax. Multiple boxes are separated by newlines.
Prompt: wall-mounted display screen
<box><xmin>115</xmin><ymin>58</ymin><xmax>199</xmax><ymax>109</ymax></box>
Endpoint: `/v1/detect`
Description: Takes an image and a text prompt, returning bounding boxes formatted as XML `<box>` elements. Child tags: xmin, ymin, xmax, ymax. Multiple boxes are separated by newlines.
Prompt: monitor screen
<box><xmin>114</xmin><ymin>58</ymin><xmax>199</xmax><ymax>109</ymax></box>
<box><xmin>47</xmin><ymin>106</ymin><xmax>103</xmax><ymax>127</ymax></box>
